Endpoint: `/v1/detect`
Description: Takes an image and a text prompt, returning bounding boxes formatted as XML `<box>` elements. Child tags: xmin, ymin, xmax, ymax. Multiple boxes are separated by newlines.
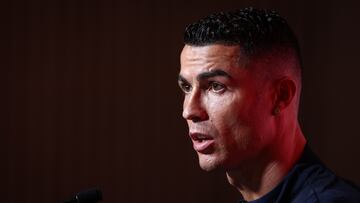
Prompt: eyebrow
<box><xmin>196</xmin><ymin>69</ymin><xmax>231</xmax><ymax>81</ymax></box>
<box><xmin>178</xmin><ymin>69</ymin><xmax>231</xmax><ymax>83</ymax></box>
<box><xmin>178</xmin><ymin>75</ymin><xmax>188</xmax><ymax>83</ymax></box>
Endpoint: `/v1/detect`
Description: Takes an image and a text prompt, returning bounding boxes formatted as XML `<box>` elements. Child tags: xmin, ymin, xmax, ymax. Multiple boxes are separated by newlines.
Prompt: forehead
<box><xmin>180</xmin><ymin>44</ymin><xmax>247</xmax><ymax>77</ymax></box>
<box><xmin>181</xmin><ymin>44</ymin><xmax>242</xmax><ymax>66</ymax></box>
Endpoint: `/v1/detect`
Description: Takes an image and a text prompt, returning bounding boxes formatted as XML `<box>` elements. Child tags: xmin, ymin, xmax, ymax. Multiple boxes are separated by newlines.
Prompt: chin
<box><xmin>198</xmin><ymin>151</ymin><xmax>245</xmax><ymax>171</ymax></box>
<box><xmin>198</xmin><ymin>153</ymin><xmax>223</xmax><ymax>171</ymax></box>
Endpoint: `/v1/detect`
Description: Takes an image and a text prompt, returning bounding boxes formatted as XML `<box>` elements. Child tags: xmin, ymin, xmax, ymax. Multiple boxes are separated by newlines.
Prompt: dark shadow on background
<box><xmin>2</xmin><ymin>0</ymin><xmax>360</xmax><ymax>203</ymax></box>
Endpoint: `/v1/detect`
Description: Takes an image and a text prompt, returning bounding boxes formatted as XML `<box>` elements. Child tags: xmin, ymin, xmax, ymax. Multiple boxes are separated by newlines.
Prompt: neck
<box><xmin>226</xmin><ymin>125</ymin><xmax>306</xmax><ymax>201</ymax></box>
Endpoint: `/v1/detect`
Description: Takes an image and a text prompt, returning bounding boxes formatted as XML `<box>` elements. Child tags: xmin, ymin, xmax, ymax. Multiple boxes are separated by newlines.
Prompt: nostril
<box><xmin>182</xmin><ymin>107</ymin><xmax>207</xmax><ymax>122</ymax></box>
<box><xmin>183</xmin><ymin>108</ymin><xmax>208</xmax><ymax>122</ymax></box>
<box><xmin>191</xmin><ymin>117</ymin><xmax>202</xmax><ymax>123</ymax></box>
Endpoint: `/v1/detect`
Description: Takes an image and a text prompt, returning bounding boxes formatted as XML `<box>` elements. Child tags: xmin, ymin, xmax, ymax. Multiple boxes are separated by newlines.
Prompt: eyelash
<box><xmin>179</xmin><ymin>82</ymin><xmax>192</xmax><ymax>93</ymax></box>
<box><xmin>178</xmin><ymin>81</ymin><xmax>226</xmax><ymax>94</ymax></box>
<box><xmin>208</xmin><ymin>81</ymin><xmax>226</xmax><ymax>93</ymax></box>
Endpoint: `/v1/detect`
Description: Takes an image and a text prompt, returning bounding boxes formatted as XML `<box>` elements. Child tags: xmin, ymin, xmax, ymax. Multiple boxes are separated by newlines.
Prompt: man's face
<box><xmin>179</xmin><ymin>44</ymin><xmax>275</xmax><ymax>171</ymax></box>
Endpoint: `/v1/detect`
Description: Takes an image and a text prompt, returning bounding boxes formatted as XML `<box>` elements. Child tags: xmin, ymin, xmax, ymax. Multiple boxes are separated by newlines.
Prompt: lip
<box><xmin>189</xmin><ymin>132</ymin><xmax>215</xmax><ymax>154</ymax></box>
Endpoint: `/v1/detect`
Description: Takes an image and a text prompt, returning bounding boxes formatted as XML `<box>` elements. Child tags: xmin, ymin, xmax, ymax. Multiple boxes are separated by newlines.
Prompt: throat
<box><xmin>225</xmin><ymin>153</ymin><xmax>295</xmax><ymax>201</ymax></box>
<box><xmin>225</xmin><ymin>134</ymin><xmax>306</xmax><ymax>201</ymax></box>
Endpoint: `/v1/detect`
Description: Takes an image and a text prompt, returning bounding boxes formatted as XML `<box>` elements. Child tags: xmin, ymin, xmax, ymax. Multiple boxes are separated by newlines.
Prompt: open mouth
<box><xmin>190</xmin><ymin>132</ymin><xmax>213</xmax><ymax>141</ymax></box>
<box><xmin>193</xmin><ymin>134</ymin><xmax>212</xmax><ymax>142</ymax></box>
<box><xmin>190</xmin><ymin>133</ymin><xmax>215</xmax><ymax>153</ymax></box>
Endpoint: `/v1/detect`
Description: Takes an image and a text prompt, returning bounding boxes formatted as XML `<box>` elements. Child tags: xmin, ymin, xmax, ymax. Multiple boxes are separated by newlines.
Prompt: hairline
<box><xmin>183</xmin><ymin>41</ymin><xmax>302</xmax><ymax>83</ymax></box>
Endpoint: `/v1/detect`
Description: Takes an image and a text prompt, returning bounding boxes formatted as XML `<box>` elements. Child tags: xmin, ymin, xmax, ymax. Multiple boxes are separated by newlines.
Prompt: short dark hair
<box><xmin>184</xmin><ymin>7</ymin><xmax>302</xmax><ymax>67</ymax></box>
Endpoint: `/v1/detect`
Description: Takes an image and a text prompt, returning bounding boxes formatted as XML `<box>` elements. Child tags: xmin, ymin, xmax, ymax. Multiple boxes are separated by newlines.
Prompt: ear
<box><xmin>273</xmin><ymin>78</ymin><xmax>297</xmax><ymax>115</ymax></box>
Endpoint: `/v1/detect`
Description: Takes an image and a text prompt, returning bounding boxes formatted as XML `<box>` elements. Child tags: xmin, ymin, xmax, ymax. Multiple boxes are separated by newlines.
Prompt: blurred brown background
<box><xmin>2</xmin><ymin>0</ymin><xmax>360</xmax><ymax>203</ymax></box>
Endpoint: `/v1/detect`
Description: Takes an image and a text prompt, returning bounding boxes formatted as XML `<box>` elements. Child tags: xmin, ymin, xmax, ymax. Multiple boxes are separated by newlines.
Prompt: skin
<box><xmin>178</xmin><ymin>44</ymin><xmax>306</xmax><ymax>201</ymax></box>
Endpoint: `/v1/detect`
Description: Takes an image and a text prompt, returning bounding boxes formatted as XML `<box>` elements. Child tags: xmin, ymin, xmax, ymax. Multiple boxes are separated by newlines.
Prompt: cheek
<box><xmin>207</xmin><ymin>95</ymin><xmax>249</xmax><ymax>139</ymax></box>
<box><xmin>207</xmin><ymin>94</ymin><xmax>238</xmax><ymax>126</ymax></box>
<box><xmin>207</xmin><ymin>93</ymin><xmax>245</xmax><ymax>127</ymax></box>
<box><xmin>207</xmin><ymin>93</ymin><xmax>259</xmax><ymax>149</ymax></box>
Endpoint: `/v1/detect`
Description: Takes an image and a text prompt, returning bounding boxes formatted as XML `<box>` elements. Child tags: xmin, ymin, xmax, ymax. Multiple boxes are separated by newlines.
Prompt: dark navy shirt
<box><xmin>238</xmin><ymin>145</ymin><xmax>360</xmax><ymax>203</ymax></box>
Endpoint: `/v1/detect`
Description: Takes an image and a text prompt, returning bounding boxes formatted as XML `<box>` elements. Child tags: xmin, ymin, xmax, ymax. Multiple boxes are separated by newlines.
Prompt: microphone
<box><xmin>63</xmin><ymin>188</ymin><xmax>102</xmax><ymax>203</ymax></box>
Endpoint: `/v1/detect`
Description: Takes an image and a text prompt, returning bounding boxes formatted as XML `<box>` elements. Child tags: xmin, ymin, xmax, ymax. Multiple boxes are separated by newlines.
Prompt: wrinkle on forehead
<box><xmin>181</xmin><ymin>44</ymin><xmax>248</xmax><ymax>69</ymax></box>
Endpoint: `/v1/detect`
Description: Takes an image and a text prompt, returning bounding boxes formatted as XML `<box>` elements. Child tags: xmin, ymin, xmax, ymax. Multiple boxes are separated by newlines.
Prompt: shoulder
<box><xmin>286</xmin><ymin>147</ymin><xmax>360</xmax><ymax>203</ymax></box>
<box><xmin>312</xmin><ymin>178</ymin><xmax>360</xmax><ymax>203</ymax></box>
<box><xmin>262</xmin><ymin>145</ymin><xmax>360</xmax><ymax>203</ymax></box>
<box><xmin>293</xmin><ymin>167</ymin><xmax>360</xmax><ymax>203</ymax></box>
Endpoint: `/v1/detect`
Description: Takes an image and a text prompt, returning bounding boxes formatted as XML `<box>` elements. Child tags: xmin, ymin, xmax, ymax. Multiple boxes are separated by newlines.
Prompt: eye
<box><xmin>178</xmin><ymin>81</ymin><xmax>192</xmax><ymax>93</ymax></box>
<box><xmin>209</xmin><ymin>81</ymin><xmax>226</xmax><ymax>93</ymax></box>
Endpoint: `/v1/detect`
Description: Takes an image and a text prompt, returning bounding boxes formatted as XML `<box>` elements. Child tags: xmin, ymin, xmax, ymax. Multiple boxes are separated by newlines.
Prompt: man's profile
<box><xmin>178</xmin><ymin>8</ymin><xmax>360</xmax><ymax>202</ymax></box>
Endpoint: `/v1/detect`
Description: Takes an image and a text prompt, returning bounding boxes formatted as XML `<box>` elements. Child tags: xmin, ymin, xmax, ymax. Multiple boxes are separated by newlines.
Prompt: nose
<box><xmin>182</xmin><ymin>90</ymin><xmax>208</xmax><ymax>122</ymax></box>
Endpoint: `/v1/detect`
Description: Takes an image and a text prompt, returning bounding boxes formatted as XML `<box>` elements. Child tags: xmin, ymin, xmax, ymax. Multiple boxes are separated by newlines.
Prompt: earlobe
<box><xmin>273</xmin><ymin>106</ymin><xmax>281</xmax><ymax>115</ymax></box>
<box><xmin>273</xmin><ymin>78</ymin><xmax>297</xmax><ymax>115</ymax></box>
